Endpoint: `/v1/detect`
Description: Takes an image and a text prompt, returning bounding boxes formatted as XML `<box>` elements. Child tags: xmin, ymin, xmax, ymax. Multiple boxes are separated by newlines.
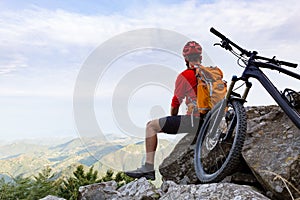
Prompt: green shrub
<box><xmin>0</xmin><ymin>165</ymin><xmax>135</xmax><ymax>200</ymax></box>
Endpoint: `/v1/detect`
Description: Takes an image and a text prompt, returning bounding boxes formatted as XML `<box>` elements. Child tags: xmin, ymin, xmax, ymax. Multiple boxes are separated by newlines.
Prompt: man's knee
<box><xmin>146</xmin><ymin>119</ymin><xmax>161</xmax><ymax>133</ymax></box>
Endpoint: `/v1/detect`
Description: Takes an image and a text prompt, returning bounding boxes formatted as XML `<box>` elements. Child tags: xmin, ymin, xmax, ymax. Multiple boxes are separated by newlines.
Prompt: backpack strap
<box><xmin>196</xmin><ymin>66</ymin><xmax>213</xmax><ymax>97</ymax></box>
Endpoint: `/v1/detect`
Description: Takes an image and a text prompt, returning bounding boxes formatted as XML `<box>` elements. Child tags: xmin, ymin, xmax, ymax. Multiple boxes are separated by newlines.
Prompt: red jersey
<box><xmin>171</xmin><ymin>68</ymin><xmax>197</xmax><ymax>115</ymax></box>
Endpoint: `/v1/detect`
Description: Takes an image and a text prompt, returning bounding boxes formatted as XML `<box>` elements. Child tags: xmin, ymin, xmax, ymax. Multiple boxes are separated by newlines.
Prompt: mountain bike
<box><xmin>194</xmin><ymin>27</ymin><xmax>300</xmax><ymax>183</ymax></box>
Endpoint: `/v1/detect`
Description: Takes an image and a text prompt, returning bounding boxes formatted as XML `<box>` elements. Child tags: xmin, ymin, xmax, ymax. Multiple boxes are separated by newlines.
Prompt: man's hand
<box><xmin>171</xmin><ymin>106</ymin><xmax>179</xmax><ymax>116</ymax></box>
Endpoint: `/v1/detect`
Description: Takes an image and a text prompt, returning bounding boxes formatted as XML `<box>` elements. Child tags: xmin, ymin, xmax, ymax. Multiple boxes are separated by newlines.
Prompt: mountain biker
<box><xmin>125</xmin><ymin>41</ymin><xmax>204</xmax><ymax>180</ymax></box>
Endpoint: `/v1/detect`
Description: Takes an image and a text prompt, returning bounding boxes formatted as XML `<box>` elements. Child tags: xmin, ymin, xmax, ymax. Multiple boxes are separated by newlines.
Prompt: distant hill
<box><xmin>0</xmin><ymin>135</ymin><xmax>178</xmax><ymax>184</ymax></box>
<box><xmin>98</xmin><ymin>139</ymin><xmax>176</xmax><ymax>186</ymax></box>
<box><xmin>0</xmin><ymin>142</ymin><xmax>49</xmax><ymax>159</ymax></box>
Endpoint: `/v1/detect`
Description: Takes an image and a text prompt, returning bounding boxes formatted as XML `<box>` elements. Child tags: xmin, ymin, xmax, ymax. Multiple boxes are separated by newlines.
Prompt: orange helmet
<box><xmin>182</xmin><ymin>41</ymin><xmax>202</xmax><ymax>62</ymax></box>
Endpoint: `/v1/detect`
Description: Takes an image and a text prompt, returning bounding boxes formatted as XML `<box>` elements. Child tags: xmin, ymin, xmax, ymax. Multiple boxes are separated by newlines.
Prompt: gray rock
<box><xmin>118</xmin><ymin>177</ymin><xmax>160</xmax><ymax>199</ymax></box>
<box><xmin>159</xmin><ymin>132</ymin><xmax>199</xmax><ymax>184</ymax></box>
<box><xmin>39</xmin><ymin>195</ymin><xmax>66</xmax><ymax>200</ymax></box>
<box><xmin>78</xmin><ymin>180</ymin><xmax>120</xmax><ymax>200</ymax></box>
<box><xmin>160</xmin><ymin>181</ymin><xmax>270</xmax><ymax>200</ymax></box>
<box><xmin>77</xmin><ymin>179</ymin><xmax>270</xmax><ymax>200</ymax></box>
<box><xmin>243</xmin><ymin>106</ymin><xmax>300</xmax><ymax>199</ymax></box>
<box><xmin>78</xmin><ymin>178</ymin><xmax>160</xmax><ymax>200</ymax></box>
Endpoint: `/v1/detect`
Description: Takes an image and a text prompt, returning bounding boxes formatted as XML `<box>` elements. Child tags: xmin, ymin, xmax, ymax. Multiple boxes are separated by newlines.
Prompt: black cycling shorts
<box><xmin>159</xmin><ymin>115</ymin><xmax>201</xmax><ymax>134</ymax></box>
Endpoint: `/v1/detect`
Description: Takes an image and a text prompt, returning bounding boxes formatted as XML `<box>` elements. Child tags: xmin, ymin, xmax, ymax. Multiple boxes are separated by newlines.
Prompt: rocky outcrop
<box><xmin>159</xmin><ymin>105</ymin><xmax>300</xmax><ymax>199</ymax></box>
<box><xmin>160</xmin><ymin>181</ymin><xmax>270</xmax><ymax>200</ymax></box>
<box><xmin>77</xmin><ymin>178</ymin><xmax>270</xmax><ymax>200</ymax></box>
<box><xmin>243</xmin><ymin>106</ymin><xmax>300</xmax><ymax>200</ymax></box>
<box><xmin>78</xmin><ymin>180</ymin><xmax>121</xmax><ymax>200</ymax></box>
<box><xmin>78</xmin><ymin>178</ymin><xmax>160</xmax><ymax>200</ymax></box>
<box><xmin>39</xmin><ymin>195</ymin><xmax>66</xmax><ymax>200</ymax></box>
<box><xmin>158</xmin><ymin>132</ymin><xmax>198</xmax><ymax>184</ymax></box>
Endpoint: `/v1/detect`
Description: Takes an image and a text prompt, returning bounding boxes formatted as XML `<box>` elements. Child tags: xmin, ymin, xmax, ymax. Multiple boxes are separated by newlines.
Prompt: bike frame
<box><xmin>235</xmin><ymin>61</ymin><xmax>300</xmax><ymax>129</ymax></box>
<box><xmin>208</xmin><ymin>27</ymin><xmax>300</xmax><ymax>133</ymax></box>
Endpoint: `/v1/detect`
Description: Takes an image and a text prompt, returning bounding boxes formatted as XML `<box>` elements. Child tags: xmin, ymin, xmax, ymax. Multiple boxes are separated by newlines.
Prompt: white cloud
<box><xmin>1</xmin><ymin>1</ymin><xmax>299</xmax><ymax>55</ymax></box>
<box><xmin>0</xmin><ymin>6</ymin><xmax>132</xmax><ymax>48</ymax></box>
<box><xmin>0</xmin><ymin>54</ymin><xmax>27</xmax><ymax>74</ymax></box>
<box><xmin>0</xmin><ymin>0</ymin><xmax>299</xmax><ymax>140</ymax></box>
<box><xmin>0</xmin><ymin>0</ymin><xmax>298</xmax><ymax>98</ymax></box>
<box><xmin>0</xmin><ymin>1</ymin><xmax>296</xmax><ymax>45</ymax></box>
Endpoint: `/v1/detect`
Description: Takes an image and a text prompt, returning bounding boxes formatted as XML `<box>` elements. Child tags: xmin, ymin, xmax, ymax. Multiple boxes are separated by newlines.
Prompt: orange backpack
<box><xmin>196</xmin><ymin>65</ymin><xmax>227</xmax><ymax>114</ymax></box>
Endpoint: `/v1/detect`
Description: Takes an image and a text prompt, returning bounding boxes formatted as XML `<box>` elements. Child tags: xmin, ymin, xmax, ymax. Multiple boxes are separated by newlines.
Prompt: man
<box><xmin>125</xmin><ymin>41</ymin><xmax>203</xmax><ymax>180</ymax></box>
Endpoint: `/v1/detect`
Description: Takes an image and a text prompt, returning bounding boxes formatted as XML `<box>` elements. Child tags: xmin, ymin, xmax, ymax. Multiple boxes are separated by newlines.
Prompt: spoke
<box><xmin>212</xmin><ymin>150</ymin><xmax>218</xmax><ymax>172</ymax></box>
<box><xmin>217</xmin><ymin>143</ymin><xmax>227</xmax><ymax>158</ymax></box>
<box><xmin>222</xmin><ymin>141</ymin><xmax>233</xmax><ymax>145</ymax></box>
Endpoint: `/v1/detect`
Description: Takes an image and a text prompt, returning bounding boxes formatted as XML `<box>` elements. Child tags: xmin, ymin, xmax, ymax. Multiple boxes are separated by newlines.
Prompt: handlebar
<box><xmin>210</xmin><ymin>27</ymin><xmax>251</xmax><ymax>57</ymax></box>
<box><xmin>210</xmin><ymin>27</ymin><xmax>298</xmax><ymax>68</ymax></box>
<box><xmin>255</xmin><ymin>55</ymin><xmax>298</xmax><ymax>68</ymax></box>
<box><xmin>210</xmin><ymin>27</ymin><xmax>226</xmax><ymax>40</ymax></box>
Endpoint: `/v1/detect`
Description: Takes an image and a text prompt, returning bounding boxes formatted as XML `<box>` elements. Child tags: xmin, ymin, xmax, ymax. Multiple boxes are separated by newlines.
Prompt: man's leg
<box><xmin>145</xmin><ymin>119</ymin><xmax>161</xmax><ymax>165</ymax></box>
<box><xmin>125</xmin><ymin>115</ymin><xmax>188</xmax><ymax>180</ymax></box>
<box><xmin>124</xmin><ymin>119</ymin><xmax>161</xmax><ymax>180</ymax></box>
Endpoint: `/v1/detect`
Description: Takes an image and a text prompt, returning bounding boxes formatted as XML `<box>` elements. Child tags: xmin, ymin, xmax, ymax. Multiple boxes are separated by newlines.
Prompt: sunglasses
<box><xmin>187</xmin><ymin>54</ymin><xmax>202</xmax><ymax>62</ymax></box>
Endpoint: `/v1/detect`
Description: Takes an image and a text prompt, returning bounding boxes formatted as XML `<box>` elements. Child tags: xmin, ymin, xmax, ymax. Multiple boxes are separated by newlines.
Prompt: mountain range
<box><xmin>0</xmin><ymin>134</ymin><xmax>180</xmax><ymax>185</ymax></box>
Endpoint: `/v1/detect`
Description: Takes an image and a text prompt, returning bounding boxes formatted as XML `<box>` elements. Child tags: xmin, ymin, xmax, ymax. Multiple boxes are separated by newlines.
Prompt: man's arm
<box><xmin>171</xmin><ymin>106</ymin><xmax>179</xmax><ymax>116</ymax></box>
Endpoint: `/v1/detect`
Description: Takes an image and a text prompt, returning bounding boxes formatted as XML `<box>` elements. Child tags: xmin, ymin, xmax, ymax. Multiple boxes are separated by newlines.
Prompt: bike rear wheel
<box><xmin>194</xmin><ymin>100</ymin><xmax>247</xmax><ymax>183</ymax></box>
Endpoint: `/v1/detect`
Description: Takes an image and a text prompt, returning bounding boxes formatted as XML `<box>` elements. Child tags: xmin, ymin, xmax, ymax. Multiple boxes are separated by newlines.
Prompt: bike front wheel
<box><xmin>194</xmin><ymin>99</ymin><xmax>247</xmax><ymax>183</ymax></box>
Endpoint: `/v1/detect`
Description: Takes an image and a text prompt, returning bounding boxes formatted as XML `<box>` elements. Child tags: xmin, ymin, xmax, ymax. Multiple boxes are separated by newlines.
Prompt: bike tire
<box><xmin>194</xmin><ymin>100</ymin><xmax>247</xmax><ymax>183</ymax></box>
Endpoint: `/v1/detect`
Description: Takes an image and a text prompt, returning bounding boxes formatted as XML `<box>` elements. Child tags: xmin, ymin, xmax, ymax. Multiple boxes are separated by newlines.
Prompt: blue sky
<box><xmin>0</xmin><ymin>0</ymin><xmax>185</xmax><ymax>15</ymax></box>
<box><xmin>0</xmin><ymin>0</ymin><xmax>133</xmax><ymax>13</ymax></box>
<box><xmin>0</xmin><ymin>0</ymin><xmax>299</xmax><ymax>142</ymax></box>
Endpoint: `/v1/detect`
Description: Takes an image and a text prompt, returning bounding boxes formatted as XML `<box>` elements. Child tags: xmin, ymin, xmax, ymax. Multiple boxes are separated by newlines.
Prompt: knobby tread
<box><xmin>194</xmin><ymin>100</ymin><xmax>247</xmax><ymax>183</ymax></box>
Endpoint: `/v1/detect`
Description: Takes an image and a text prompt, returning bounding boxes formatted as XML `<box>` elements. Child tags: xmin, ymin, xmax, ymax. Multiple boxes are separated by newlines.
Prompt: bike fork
<box><xmin>220</xmin><ymin>76</ymin><xmax>252</xmax><ymax>141</ymax></box>
<box><xmin>226</xmin><ymin>76</ymin><xmax>252</xmax><ymax>103</ymax></box>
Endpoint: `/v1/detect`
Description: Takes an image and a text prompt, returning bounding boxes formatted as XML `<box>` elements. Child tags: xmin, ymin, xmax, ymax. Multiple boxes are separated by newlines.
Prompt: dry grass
<box><xmin>260</xmin><ymin>170</ymin><xmax>300</xmax><ymax>200</ymax></box>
